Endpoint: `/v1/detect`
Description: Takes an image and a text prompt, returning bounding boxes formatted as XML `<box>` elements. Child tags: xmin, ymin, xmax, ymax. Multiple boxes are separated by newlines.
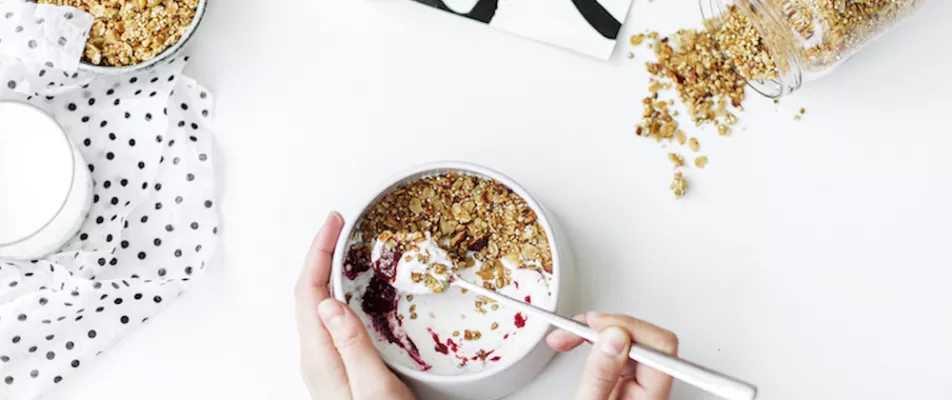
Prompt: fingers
<box><xmin>546</xmin><ymin>314</ymin><xmax>588</xmax><ymax>352</ymax></box>
<box><xmin>295</xmin><ymin>212</ymin><xmax>346</xmax><ymax>339</ymax></box>
<box><xmin>587</xmin><ymin>313</ymin><xmax>677</xmax><ymax>398</ymax></box>
<box><xmin>573</xmin><ymin>327</ymin><xmax>632</xmax><ymax>400</ymax></box>
<box><xmin>587</xmin><ymin>313</ymin><xmax>679</xmax><ymax>356</ymax></box>
<box><xmin>297</xmin><ymin>211</ymin><xmax>345</xmax><ymax>301</ymax></box>
<box><xmin>318</xmin><ymin>298</ymin><xmax>399</xmax><ymax>399</ymax></box>
<box><xmin>294</xmin><ymin>212</ymin><xmax>349</xmax><ymax>397</ymax></box>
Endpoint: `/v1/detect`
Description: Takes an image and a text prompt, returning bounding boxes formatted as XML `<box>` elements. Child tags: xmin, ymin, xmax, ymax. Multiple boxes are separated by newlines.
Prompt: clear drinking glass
<box><xmin>0</xmin><ymin>100</ymin><xmax>92</xmax><ymax>260</ymax></box>
<box><xmin>700</xmin><ymin>0</ymin><xmax>926</xmax><ymax>98</ymax></box>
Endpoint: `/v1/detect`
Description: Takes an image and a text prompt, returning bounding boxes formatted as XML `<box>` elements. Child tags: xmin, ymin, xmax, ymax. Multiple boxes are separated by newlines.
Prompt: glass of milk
<box><xmin>0</xmin><ymin>100</ymin><xmax>92</xmax><ymax>260</ymax></box>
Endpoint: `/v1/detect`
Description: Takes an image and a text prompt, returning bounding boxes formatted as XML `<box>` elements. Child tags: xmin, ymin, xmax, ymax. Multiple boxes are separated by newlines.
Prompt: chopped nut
<box><xmin>688</xmin><ymin>138</ymin><xmax>700</xmax><ymax>152</ymax></box>
<box><xmin>676</xmin><ymin>130</ymin><xmax>687</xmax><ymax>145</ymax></box>
<box><xmin>409</xmin><ymin>198</ymin><xmax>424</xmax><ymax>214</ymax></box>
<box><xmin>433</xmin><ymin>263</ymin><xmax>447</xmax><ymax>275</ymax></box>
<box><xmin>695</xmin><ymin>156</ymin><xmax>709</xmax><ymax>168</ymax></box>
<box><xmin>491</xmin><ymin>322</ymin><xmax>499</xmax><ymax>330</ymax></box>
<box><xmin>670</xmin><ymin>172</ymin><xmax>688</xmax><ymax>199</ymax></box>
<box><xmin>630</xmin><ymin>34</ymin><xmax>646</xmax><ymax>46</ymax></box>
<box><xmin>463</xmin><ymin>330</ymin><xmax>482</xmax><ymax>341</ymax></box>
<box><xmin>717</xmin><ymin>124</ymin><xmax>730</xmax><ymax>136</ymax></box>
<box><xmin>668</xmin><ymin>153</ymin><xmax>685</xmax><ymax>168</ymax></box>
<box><xmin>725</xmin><ymin>112</ymin><xmax>738</xmax><ymax>125</ymax></box>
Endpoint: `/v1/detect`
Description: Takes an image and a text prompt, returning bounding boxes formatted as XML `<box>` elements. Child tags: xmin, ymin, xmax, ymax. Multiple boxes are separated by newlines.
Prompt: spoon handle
<box><xmin>451</xmin><ymin>278</ymin><xmax>757</xmax><ymax>400</ymax></box>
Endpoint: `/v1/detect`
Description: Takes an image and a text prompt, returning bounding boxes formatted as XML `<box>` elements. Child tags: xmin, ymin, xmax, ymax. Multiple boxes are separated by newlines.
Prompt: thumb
<box><xmin>573</xmin><ymin>327</ymin><xmax>631</xmax><ymax>400</ymax></box>
<box><xmin>318</xmin><ymin>298</ymin><xmax>398</xmax><ymax>398</ymax></box>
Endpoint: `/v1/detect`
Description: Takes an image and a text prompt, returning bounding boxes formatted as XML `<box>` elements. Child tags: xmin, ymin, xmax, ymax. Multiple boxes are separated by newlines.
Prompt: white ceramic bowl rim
<box><xmin>70</xmin><ymin>0</ymin><xmax>208</xmax><ymax>75</ymax></box>
<box><xmin>332</xmin><ymin>161</ymin><xmax>562</xmax><ymax>385</ymax></box>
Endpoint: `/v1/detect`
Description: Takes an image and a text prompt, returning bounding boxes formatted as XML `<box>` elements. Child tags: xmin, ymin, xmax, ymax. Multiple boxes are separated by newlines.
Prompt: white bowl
<box><xmin>332</xmin><ymin>161</ymin><xmax>575</xmax><ymax>400</ymax></box>
<box><xmin>36</xmin><ymin>0</ymin><xmax>210</xmax><ymax>75</ymax></box>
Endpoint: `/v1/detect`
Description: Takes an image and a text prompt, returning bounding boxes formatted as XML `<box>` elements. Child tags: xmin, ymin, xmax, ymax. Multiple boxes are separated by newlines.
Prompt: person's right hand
<box><xmin>546</xmin><ymin>312</ymin><xmax>679</xmax><ymax>400</ymax></box>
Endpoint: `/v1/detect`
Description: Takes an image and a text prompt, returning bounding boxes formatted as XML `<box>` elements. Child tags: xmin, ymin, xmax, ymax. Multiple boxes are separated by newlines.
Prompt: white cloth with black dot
<box><xmin>0</xmin><ymin>3</ymin><xmax>218</xmax><ymax>399</ymax></box>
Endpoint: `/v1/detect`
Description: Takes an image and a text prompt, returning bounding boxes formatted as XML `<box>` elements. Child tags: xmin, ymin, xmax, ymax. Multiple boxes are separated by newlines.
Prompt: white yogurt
<box><xmin>0</xmin><ymin>101</ymin><xmax>92</xmax><ymax>260</ymax></box>
<box><xmin>343</xmin><ymin>234</ymin><xmax>554</xmax><ymax>376</ymax></box>
<box><xmin>371</xmin><ymin>233</ymin><xmax>454</xmax><ymax>295</ymax></box>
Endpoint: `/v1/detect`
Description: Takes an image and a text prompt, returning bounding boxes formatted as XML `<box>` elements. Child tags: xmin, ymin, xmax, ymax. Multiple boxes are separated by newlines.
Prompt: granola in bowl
<box><xmin>37</xmin><ymin>0</ymin><xmax>202</xmax><ymax>68</ymax></box>
<box><xmin>340</xmin><ymin>172</ymin><xmax>557</xmax><ymax>375</ymax></box>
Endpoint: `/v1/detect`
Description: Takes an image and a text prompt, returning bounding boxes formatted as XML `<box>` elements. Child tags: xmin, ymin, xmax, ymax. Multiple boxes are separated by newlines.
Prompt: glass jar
<box><xmin>700</xmin><ymin>0</ymin><xmax>926</xmax><ymax>98</ymax></box>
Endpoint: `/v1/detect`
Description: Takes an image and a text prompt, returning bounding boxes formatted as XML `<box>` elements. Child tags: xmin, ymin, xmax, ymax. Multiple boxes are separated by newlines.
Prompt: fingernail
<box><xmin>599</xmin><ymin>327</ymin><xmax>629</xmax><ymax>357</ymax></box>
<box><xmin>318</xmin><ymin>298</ymin><xmax>345</xmax><ymax>326</ymax></box>
<box><xmin>327</xmin><ymin>211</ymin><xmax>344</xmax><ymax>225</ymax></box>
<box><xmin>588</xmin><ymin>311</ymin><xmax>605</xmax><ymax>320</ymax></box>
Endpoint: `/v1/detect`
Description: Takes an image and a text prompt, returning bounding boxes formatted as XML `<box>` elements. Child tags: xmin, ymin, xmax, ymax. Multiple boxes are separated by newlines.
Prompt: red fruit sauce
<box><xmin>347</xmin><ymin>246</ymin><xmax>429</xmax><ymax>370</ymax></box>
<box><xmin>342</xmin><ymin>247</ymin><xmax>370</xmax><ymax>280</ymax></box>
<box><xmin>514</xmin><ymin>312</ymin><xmax>527</xmax><ymax>328</ymax></box>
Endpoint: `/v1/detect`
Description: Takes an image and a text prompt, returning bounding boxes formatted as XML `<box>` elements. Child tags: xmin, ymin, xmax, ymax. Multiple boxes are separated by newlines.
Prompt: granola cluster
<box><xmin>354</xmin><ymin>173</ymin><xmax>553</xmax><ymax>292</ymax></box>
<box><xmin>774</xmin><ymin>0</ymin><xmax>923</xmax><ymax>71</ymax></box>
<box><xmin>644</xmin><ymin>28</ymin><xmax>747</xmax><ymax>132</ymax></box>
<box><xmin>632</xmin><ymin>1</ymin><xmax>920</xmax><ymax>198</ymax></box>
<box><xmin>377</xmin><ymin>230</ymin><xmax>452</xmax><ymax>294</ymax></box>
<box><xmin>634</xmin><ymin>4</ymin><xmax>778</xmax><ymax>198</ymax></box>
<box><xmin>38</xmin><ymin>0</ymin><xmax>199</xmax><ymax>66</ymax></box>
<box><xmin>714</xmin><ymin>4</ymin><xmax>780</xmax><ymax>82</ymax></box>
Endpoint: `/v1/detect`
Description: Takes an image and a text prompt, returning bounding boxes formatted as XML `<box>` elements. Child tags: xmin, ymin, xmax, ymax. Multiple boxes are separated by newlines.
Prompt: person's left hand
<box><xmin>295</xmin><ymin>212</ymin><xmax>415</xmax><ymax>400</ymax></box>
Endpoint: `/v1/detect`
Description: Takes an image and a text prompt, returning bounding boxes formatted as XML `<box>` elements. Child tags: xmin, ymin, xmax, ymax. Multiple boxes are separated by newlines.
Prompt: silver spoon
<box><xmin>376</xmin><ymin>234</ymin><xmax>757</xmax><ymax>400</ymax></box>
<box><xmin>450</xmin><ymin>276</ymin><xmax>757</xmax><ymax>400</ymax></box>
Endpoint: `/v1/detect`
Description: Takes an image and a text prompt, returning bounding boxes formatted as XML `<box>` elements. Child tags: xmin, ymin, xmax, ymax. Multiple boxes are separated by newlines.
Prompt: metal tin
<box><xmin>331</xmin><ymin>161</ymin><xmax>576</xmax><ymax>400</ymax></box>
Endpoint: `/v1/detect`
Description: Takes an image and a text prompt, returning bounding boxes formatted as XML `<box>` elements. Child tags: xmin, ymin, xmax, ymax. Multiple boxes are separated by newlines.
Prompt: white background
<box><xmin>45</xmin><ymin>0</ymin><xmax>952</xmax><ymax>399</ymax></box>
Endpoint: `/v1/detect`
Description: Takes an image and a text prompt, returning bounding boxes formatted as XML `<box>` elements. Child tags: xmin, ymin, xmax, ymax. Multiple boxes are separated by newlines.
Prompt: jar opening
<box><xmin>699</xmin><ymin>0</ymin><xmax>803</xmax><ymax>98</ymax></box>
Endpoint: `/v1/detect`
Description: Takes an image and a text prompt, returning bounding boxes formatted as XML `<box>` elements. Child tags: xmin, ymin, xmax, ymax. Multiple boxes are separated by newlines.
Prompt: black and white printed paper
<box><xmin>0</xmin><ymin>3</ymin><xmax>218</xmax><ymax>399</ymax></box>
<box><xmin>410</xmin><ymin>0</ymin><xmax>635</xmax><ymax>58</ymax></box>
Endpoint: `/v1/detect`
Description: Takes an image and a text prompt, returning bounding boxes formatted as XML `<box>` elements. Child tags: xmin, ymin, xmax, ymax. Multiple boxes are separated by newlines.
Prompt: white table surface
<box><xmin>45</xmin><ymin>0</ymin><xmax>952</xmax><ymax>399</ymax></box>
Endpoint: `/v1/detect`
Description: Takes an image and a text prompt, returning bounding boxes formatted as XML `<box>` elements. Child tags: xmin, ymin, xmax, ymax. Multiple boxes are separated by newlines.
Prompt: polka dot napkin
<box><xmin>0</xmin><ymin>3</ymin><xmax>218</xmax><ymax>399</ymax></box>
